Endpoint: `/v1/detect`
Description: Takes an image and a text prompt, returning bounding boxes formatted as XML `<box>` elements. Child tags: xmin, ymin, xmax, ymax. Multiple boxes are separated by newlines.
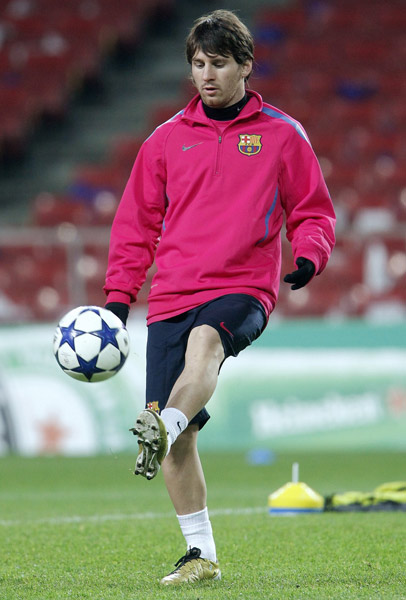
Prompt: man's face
<box><xmin>191</xmin><ymin>49</ymin><xmax>252</xmax><ymax>108</ymax></box>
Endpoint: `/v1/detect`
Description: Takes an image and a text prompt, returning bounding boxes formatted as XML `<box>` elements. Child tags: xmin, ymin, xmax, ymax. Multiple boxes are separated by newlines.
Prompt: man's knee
<box><xmin>187</xmin><ymin>324</ymin><xmax>225</xmax><ymax>363</ymax></box>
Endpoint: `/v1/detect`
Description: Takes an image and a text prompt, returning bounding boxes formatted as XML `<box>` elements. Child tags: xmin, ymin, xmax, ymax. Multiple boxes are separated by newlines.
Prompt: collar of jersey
<box><xmin>181</xmin><ymin>90</ymin><xmax>263</xmax><ymax>126</ymax></box>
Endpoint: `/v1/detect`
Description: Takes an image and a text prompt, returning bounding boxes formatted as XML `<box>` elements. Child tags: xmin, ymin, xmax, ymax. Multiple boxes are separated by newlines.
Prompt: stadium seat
<box><xmin>110</xmin><ymin>135</ymin><xmax>144</xmax><ymax>171</ymax></box>
<box><xmin>31</xmin><ymin>193</ymin><xmax>93</xmax><ymax>226</ymax></box>
<box><xmin>0</xmin><ymin>242</ymin><xmax>70</xmax><ymax>320</ymax></box>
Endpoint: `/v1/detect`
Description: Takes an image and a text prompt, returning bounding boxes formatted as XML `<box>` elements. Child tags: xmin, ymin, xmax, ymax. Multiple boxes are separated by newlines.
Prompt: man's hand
<box><xmin>105</xmin><ymin>302</ymin><xmax>129</xmax><ymax>326</ymax></box>
<box><xmin>283</xmin><ymin>257</ymin><xmax>315</xmax><ymax>290</ymax></box>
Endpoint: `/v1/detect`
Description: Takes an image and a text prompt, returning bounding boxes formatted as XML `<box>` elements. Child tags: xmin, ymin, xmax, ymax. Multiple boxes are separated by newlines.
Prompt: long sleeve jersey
<box><xmin>104</xmin><ymin>90</ymin><xmax>336</xmax><ymax>324</ymax></box>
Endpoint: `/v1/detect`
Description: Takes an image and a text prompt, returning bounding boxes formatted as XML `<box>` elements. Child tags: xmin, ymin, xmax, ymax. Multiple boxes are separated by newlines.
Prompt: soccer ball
<box><xmin>53</xmin><ymin>305</ymin><xmax>130</xmax><ymax>382</ymax></box>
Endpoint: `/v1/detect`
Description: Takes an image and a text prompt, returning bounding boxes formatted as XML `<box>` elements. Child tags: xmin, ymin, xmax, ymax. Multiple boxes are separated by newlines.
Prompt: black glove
<box><xmin>105</xmin><ymin>302</ymin><xmax>129</xmax><ymax>326</ymax></box>
<box><xmin>283</xmin><ymin>257</ymin><xmax>315</xmax><ymax>290</ymax></box>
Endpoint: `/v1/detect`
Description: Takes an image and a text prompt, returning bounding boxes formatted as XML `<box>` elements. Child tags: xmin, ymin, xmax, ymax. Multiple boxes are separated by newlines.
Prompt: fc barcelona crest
<box><xmin>238</xmin><ymin>134</ymin><xmax>262</xmax><ymax>156</ymax></box>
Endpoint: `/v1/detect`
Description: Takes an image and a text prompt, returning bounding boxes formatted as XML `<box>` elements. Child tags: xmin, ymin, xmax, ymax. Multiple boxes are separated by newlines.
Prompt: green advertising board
<box><xmin>199</xmin><ymin>348</ymin><xmax>406</xmax><ymax>451</ymax></box>
<box><xmin>0</xmin><ymin>318</ymin><xmax>405</xmax><ymax>455</ymax></box>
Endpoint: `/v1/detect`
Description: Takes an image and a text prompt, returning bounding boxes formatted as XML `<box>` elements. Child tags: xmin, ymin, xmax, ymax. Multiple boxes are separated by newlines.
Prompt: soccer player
<box><xmin>104</xmin><ymin>9</ymin><xmax>335</xmax><ymax>585</ymax></box>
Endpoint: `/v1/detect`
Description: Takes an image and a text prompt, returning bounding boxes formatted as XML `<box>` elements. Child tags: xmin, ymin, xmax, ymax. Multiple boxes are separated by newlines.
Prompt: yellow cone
<box><xmin>268</xmin><ymin>463</ymin><xmax>324</xmax><ymax>515</ymax></box>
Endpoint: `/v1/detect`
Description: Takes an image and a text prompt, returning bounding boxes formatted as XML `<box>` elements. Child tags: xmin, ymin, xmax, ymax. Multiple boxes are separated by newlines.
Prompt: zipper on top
<box><xmin>214</xmin><ymin>134</ymin><xmax>223</xmax><ymax>176</ymax></box>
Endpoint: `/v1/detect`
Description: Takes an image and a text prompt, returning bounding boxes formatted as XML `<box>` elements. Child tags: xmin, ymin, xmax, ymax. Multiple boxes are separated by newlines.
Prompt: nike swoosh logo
<box><xmin>220</xmin><ymin>321</ymin><xmax>234</xmax><ymax>338</ymax></box>
<box><xmin>182</xmin><ymin>142</ymin><xmax>204</xmax><ymax>151</ymax></box>
<box><xmin>177</xmin><ymin>421</ymin><xmax>182</xmax><ymax>432</ymax></box>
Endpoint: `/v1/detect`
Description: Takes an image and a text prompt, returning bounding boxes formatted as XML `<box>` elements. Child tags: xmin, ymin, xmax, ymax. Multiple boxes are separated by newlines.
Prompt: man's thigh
<box><xmin>146</xmin><ymin>310</ymin><xmax>211</xmax><ymax>429</ymax></box>
<box><xmin>193</xmin><ymin>293</ymin><xmax>266</xmax><ymax>359</ymax></box>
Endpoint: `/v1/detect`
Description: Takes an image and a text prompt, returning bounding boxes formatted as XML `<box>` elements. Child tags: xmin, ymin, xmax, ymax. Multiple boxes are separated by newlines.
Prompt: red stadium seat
<box><xmin>31</xmin><ymin>193</ymin><xmax>93</xmax><ymax>227</ymax></box>
<box><xmin>110</xmin><ymin>135</ymin><xmax>144</xmax><ymax>171</ymax></box>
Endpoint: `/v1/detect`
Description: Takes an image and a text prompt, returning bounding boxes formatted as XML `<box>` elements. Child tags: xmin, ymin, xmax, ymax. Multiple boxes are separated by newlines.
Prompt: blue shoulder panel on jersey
<box><xmin>261</xmin><ymin>106</ymin><xmax>310</xmax><ymax>144</ymax></box>
<box><xmin>167</xmin><ymin>109</ymin><xmax>185</xmax><ymax>122</ymax></box>
<box><xmin>145</xmin><ymin>110</ymin><xmax>185</xmax><ymax>141</ymax></box>
<box><xmin>255</xmin><ymin>185</ymin><xmax>278</xmax><ymax>246</ymax></box>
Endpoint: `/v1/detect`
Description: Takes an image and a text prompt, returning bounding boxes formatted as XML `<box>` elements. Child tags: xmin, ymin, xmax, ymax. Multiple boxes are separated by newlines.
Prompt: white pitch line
<box><xmin>0</xmin><ymin>506</ymin><xmax>266</xmax><ymax>528</ymax></box>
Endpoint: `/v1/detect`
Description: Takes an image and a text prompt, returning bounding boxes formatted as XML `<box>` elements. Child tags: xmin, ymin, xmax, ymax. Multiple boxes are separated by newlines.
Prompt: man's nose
<box><xmin>203</xmin><ymin>65</ymin><xmax>214</xmax><ymax>80</ymax></box>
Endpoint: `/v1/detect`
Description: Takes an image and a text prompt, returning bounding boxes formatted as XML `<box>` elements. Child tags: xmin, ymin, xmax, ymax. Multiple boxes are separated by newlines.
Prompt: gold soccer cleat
<box><xmin>160</xmin><ymin>547</ymin><xmax>221</xmax><ymax>585</ymax></box>
<box><xmin>129</xmin><ymin>409</ymin><xmax>168</xmax><ymax>480</ymax></box>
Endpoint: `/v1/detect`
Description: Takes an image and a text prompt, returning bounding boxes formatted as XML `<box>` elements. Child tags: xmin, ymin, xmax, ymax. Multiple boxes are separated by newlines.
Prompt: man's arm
<box><xmin>103</xmin><ymin>133</ymin><xmax>167</xmax><ymax>313</ymax></box>
<box><xmin>280</xmin><ymin>126</ymin><xmax>336</xmax><ymax>279</ymax></box>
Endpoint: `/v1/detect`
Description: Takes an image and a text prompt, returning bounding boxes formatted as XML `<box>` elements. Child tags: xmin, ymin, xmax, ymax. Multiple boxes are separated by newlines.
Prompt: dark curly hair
<box><xmin>185</xmin><ymin>10</ymin><xmax>254</xmax><ymax>80</ymax></box>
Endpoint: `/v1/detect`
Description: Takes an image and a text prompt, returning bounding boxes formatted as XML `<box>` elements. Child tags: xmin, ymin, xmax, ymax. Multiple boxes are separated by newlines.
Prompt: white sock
<box><xmin>177</xmin><ymin>507</ymin><xmax>217</xmax><ymax>562</ymax></box>
<box><xmin>160</xmin><ymin>407</ymin><xmax>188</xmax><ymax>456</ymax></box>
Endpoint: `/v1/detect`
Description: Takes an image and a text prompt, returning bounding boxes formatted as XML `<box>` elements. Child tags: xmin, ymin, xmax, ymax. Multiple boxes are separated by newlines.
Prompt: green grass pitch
<box><xmin>1</xmin><ymin>450</ymin><xmax>406</xmax><ymax>599</ymax></box>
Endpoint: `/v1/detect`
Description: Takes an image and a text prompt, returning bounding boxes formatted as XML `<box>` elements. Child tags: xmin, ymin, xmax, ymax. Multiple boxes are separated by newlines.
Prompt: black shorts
<box><xmin>145</xmin><ymin>294</ymin><xmax>267</xmax><ymax>430</ymax></box>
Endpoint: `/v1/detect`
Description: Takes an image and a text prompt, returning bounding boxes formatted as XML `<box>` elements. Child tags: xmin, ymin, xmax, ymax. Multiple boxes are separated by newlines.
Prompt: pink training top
<box><xmin>104</xmin><ymin>91</ymin><xmax>336</xmax><ymax>324</ymax></box>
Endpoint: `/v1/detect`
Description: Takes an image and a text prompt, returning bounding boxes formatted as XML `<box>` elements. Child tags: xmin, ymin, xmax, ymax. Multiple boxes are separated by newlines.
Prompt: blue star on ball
<box><xmin>70</xmin><ymin>354</ymin><xmax>107</xmax><ymax>382</ymax></box>
<box><xmin>93</xmin><ymin>318</ymin><xmax>122</xmax><ymax>352</ymax></box>
<box><xmin>59</xmin><ymin>320</ymin><xmax>86</xmax><ymax>351</ymax></box>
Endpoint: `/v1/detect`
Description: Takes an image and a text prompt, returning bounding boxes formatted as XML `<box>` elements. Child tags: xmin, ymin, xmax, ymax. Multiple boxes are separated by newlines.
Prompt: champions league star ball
<box><xmin>53</xmin><ymin>305</ymin><xmax>130</xmax><ymax>382</ymax></box>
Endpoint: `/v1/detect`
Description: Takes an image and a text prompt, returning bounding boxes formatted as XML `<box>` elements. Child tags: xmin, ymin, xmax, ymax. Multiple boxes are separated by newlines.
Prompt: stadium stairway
<box><xmin>0</xmin><ymin>0</ymin><xmax>274</xmax><ymax>222</ymax></box>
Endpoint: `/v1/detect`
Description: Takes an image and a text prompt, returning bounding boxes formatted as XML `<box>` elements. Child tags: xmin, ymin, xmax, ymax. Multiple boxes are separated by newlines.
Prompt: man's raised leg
<box><xmin>131</xmin><ymin>324</ymin><xmax>224</xmax><ymax>479</ymax></box>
